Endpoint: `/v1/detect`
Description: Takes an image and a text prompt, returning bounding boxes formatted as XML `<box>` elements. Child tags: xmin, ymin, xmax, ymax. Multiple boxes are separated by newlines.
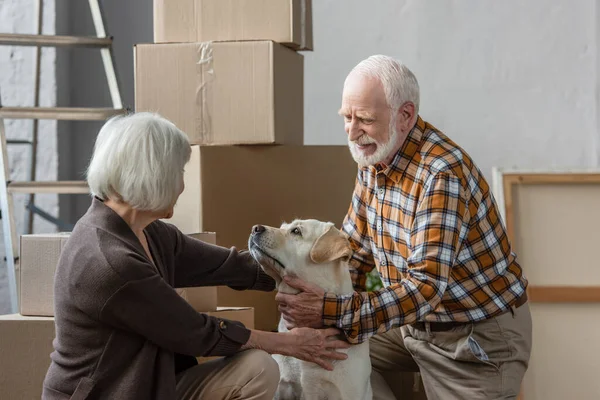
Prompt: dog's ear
<box><xmin>309</xmin><ymin>225</ymin><xmax>353</xmax><ymax>264</ymax></box>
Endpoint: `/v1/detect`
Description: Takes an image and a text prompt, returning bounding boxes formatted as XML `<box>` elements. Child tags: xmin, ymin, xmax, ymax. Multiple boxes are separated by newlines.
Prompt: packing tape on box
<box><xmin>196</xmin><ymin>41</ymin><xmax>214</xmax><ymax>143</ymax></box>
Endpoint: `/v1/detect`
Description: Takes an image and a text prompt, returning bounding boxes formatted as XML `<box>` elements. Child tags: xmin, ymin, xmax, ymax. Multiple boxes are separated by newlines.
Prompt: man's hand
<box><xmin>275</xmin><ymin>275</ymin><xmax>325</xmax><ymax>329</ymax></box>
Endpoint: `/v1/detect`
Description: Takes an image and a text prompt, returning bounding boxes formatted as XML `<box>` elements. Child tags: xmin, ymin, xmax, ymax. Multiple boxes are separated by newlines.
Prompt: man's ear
<box><xmin>309</xmin><ymin>225</ymin><xmax>353</xmax><ymax>264</ymax></box>
<box><xmin>397</xmin><ymin>101</ymin><xmax>416</xmax><ymax>132</ymax></box>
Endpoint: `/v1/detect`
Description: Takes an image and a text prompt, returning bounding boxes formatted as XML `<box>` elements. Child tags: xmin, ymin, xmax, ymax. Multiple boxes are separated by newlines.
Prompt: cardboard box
<box><xmin>135</xmin><ymin>41</ymin><xmax>303</xmax><ymax>145</ymax></box>
<box><xmin>0</xmin><ymin>314</ymin><xmax>55</xmax><ymax>400</ymax></box>
<box><xmin>164</xmin><ymin>145</ymin><xmax>359</xmax><ymax>330</ymax></box>
<box><xmin>176</xmin><ymin>287</ymin><xmax>218</xmax><ymax>312</ymax></box>
<box><xmin>154</xmin><ymin>0</ymin><xmax>313</xmax><ymax>51</ymax></box>
<box><xmin>19</xmin><ymin>233</ymin><xmax>70</xmax><ymax>317</ymax></box>
<box><xmin>188</xmin><ymin>232</ymin><xmax>217</xmax><ymax>243</ymax></box>
<box><xmin>197</xmin><ymin>307</ymin><xmax>255</xmax><ymax>363</ymax></box>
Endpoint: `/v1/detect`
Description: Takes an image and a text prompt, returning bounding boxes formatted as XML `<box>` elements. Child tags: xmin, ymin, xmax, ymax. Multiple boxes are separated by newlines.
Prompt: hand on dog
<box><xmin>276</xmin><ymin>275</ymin><xmax>325</xmax><ymax>329</ymax></box>
<box><xmin>285</xmin><ymin>327</ymin><xmax>350</xmax><ymax>371</ymax></box>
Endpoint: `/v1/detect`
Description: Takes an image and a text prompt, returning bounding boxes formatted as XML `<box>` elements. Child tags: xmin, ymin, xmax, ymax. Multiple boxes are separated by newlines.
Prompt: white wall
<box><xmin>0</xmin><ymin>0</ymin><xmax>58</xmax><ymax>314</ymax></box>
<box><xmin>304</xmin><ymin>0</ymin><xmax>600</xmax><ymax>180</ymax></box>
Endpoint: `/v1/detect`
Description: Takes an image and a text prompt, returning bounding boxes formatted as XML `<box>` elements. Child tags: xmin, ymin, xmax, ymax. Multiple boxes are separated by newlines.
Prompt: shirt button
<box><xmin>219</xmin><ymin>320</ymin><xmax>227</xmax><ymax>329</ymax></box>
<box><xmin>381</xmin><ymin>260</ymin><xmax>387</xmax><ymax>266</ymax></box>
<box><xmin>378</xmin><ymin>188</ymin><xmax>384</xmax><ymax>195</ymax></box>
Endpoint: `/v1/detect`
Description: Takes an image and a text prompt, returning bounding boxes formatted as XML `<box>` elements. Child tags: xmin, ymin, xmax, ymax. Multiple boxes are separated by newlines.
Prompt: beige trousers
<box><xmin>176</xmin><ymin>349</ymin><xmax>280</xmax><ymax>400</ymax></box>
<box><xmin>370</xmin><ymin>303</ymin><xmax>532</xmax><ymax>400</ymax></box>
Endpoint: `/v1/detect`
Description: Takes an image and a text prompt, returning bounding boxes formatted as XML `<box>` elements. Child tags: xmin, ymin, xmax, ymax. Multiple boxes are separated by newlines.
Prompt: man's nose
<box><xmin>347</xmin><ymin>119</ymin><xmax>361</xmax><ymax>141</ymax></box>
<box><xmin>252</xmin><ymin>225</ymin><xmax>266</xmax><ymax>235</ymax></box>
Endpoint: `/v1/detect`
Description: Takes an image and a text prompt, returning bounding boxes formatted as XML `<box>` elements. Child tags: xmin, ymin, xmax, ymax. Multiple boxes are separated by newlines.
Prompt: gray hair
<box><xmin>349</xmin><ymin>55</ymin><xmax>420</xmax><ymax>114</ymax></box>
<box><xmin>86</xmin><ymin>112</ymin><xmax>191</xmax><ymax>211</ymax></box>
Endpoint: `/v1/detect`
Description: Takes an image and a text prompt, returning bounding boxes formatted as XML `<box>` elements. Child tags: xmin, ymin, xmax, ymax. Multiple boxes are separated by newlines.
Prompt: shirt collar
<box><xmin>369</xmin><ymin>116</ymin><xmax>425</xmax><ymax>184</ymax></box>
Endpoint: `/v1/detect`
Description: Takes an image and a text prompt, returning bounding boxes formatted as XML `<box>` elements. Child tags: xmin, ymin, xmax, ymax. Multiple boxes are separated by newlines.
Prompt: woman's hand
<box><xmin>242</xmin><ymin>327</ymin><xmax>351</xmax><ymax>371</ymax></box>
<box><xmin>282</xmin><ymin>327</ymin><xmax>351</xmax><ymax>370</ymax></box>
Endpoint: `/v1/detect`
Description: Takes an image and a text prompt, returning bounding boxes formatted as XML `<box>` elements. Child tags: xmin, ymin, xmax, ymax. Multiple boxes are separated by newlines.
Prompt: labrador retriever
<box><xmin>248</xmin><ymin>219</ymin><xmax>373</xmax><ymax>400</ymax></box>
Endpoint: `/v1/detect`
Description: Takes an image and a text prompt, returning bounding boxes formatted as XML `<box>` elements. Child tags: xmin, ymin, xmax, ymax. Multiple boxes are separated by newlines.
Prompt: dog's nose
<box><xmin>252</xmin><ymin>225</ymin><xmax>265</xmax><ymax>235</ymax></box>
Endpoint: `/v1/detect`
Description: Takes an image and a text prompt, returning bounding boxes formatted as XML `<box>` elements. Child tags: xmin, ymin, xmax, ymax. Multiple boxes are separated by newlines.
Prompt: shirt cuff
<box><xmin>323</xmin><ymin>292</ymin><xmax>343</xmax><ymax>327</ymax></box>
<box><xmin>206</xmin><ymin>317</ymin><xmax>251</xmax><ymax>357</ymax></box>
<box><xmin>323</xmin><ymin>291</ymin><xmax>366</xmax><ymax>344</ymax></box>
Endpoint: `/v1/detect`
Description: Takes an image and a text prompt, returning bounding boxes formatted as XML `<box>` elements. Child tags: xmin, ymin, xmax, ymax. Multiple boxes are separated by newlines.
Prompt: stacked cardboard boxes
<box><xmin>136</xmin><ymin>0</ymin><xmax>360</xmax><ymax>332</ymax></box>
<box><xmin>0</xmin><ymin>232</ymin><xmax>244</xmax><ymax>399</ymax></box>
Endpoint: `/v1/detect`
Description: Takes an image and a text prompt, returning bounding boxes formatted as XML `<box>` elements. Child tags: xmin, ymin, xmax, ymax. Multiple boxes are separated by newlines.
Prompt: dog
<box><xmin>248</xmin><ymin>219</ymin><xmax>373</xmax><ymax>400</ymax></box>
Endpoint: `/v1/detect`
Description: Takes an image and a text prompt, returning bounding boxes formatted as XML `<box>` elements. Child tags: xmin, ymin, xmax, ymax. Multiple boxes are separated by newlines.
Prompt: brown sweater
<box><xmin>42</xmin><ymin>197</ymin><xmax>275</xmax><ymax>400</ymax></box>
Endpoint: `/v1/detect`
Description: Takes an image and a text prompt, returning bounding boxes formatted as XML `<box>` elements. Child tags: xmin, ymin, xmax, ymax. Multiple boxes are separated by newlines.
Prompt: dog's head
<box><xmin>247</xmin><ymin>219</ymin><xmax>353</xmax><ymax>292</ymax></box>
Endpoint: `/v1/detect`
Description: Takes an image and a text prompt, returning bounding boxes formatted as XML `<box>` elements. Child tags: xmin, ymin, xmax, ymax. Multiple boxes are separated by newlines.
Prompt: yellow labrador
<box><xmin>248</xmin><ymin>219</ymin><xmax>373</xmax><ymax>400</ymax></box>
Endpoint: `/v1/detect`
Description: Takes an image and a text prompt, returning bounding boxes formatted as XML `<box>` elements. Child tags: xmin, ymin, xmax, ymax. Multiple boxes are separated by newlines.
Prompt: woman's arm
<box><xmin>166</xmin><ymin>223</ymin><xmax>275</xmax><ymax>291</ymax></box>
<box><xmin>241</xmin><ymin>328</ymin><xmax>351</xmax><ymax>371</ymax></box>
<box><xmin>100</xmin><ymin>266</ymin><xmax>348</xmax><ymax>368</ymax></box>
<box><xmin>99</xmin><ymin>268</ymin><xmax>253</xmax><ymax>358</ymax></box>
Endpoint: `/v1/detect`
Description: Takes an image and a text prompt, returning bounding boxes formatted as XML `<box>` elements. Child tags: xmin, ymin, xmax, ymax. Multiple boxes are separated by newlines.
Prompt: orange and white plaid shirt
<box><xmin>323</xmin><ymin>116</ymin><xmax>528</xmax><ymax>344</ymax></box>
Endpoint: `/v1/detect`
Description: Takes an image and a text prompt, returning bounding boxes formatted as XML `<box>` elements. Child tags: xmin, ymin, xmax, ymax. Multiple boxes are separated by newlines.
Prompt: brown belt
<box><xmin>513</xmin><ymin>291</ymin><xmax>528</xmax><ymax>308</ymax></box>
<box><xmin>412</xmin><ymin>291</ymin><xmax>528</xmax><ymax>332</ymax></box>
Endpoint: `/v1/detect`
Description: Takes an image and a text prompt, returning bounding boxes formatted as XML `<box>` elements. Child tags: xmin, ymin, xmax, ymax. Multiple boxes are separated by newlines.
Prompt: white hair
<box><xmin>349</xmin><ymin>55</ymin><xmax>420</xmax><ymax>114</ymax></box>
<box><xmin>86</xmin><ymin>112</ymin><xmax>191</xmax><ymax>212</ymax></box>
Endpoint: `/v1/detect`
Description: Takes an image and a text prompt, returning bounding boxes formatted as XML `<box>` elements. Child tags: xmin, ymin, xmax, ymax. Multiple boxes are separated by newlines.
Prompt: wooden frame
<box><xmin>492</xmin><ymin>169</ymin><xmax>600</xmax><ymax>303</ymax></box>
<box><xmin>493</xmin><ymin>169</ymin><xmax>600</xmax><ymax>400</ymax></box>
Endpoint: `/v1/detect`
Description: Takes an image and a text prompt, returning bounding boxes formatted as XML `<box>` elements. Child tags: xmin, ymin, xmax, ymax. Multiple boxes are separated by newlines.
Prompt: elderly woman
<box><xmin>42</xmin><ymin>113</ymin><xmax>349</xmax><ymax>400</ymax></box>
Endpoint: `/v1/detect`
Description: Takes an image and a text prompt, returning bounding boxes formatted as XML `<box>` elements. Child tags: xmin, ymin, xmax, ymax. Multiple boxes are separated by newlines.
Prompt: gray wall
<box><xmin>58</xmin><ymin>0</ymin><xmax>152</xmax><ymax>224</ymax></box>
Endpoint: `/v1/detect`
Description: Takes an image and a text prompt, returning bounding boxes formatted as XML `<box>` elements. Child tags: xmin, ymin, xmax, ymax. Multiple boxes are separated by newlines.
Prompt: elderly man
<box><xmin>276</xmin><ymin>55</ymin><xmax>532</xmax><ymax>399</ymax></box>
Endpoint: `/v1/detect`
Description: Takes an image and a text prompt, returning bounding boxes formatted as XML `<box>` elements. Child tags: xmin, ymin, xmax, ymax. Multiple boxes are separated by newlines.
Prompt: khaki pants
<box><xmin>176</xmin><ymin>349</ymin><xmax>280</xmax><ymax>400</ymax></box>
<box><xmin>370</xmin><ymin>303</ymin><xmax>532</xmax><ymax>400</ymax></box>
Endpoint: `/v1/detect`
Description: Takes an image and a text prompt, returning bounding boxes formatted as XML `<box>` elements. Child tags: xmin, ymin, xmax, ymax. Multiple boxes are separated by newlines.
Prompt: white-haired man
<box><xmin>276</xmin><ymin>56</ymin><xmax>532</xmax><ymax>399</ymax></box>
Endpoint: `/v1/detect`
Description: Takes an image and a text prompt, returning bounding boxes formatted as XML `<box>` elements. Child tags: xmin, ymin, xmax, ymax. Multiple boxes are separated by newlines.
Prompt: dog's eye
<box><xmin>291</xmin><ymin>227</ymin><xmax>302</xmax><ymax>236</ymax></box>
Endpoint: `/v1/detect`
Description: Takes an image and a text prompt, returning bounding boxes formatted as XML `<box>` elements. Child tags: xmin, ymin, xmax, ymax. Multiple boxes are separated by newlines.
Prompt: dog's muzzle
<box><xmin>248</xmin><ymin>225</ymin><xmax>286</xmax><ymax>269</ymax></box>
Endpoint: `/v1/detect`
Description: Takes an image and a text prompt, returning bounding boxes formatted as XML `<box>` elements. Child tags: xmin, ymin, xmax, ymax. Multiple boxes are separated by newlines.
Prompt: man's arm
<box><xmin>169</xmin><ymin>225</ymin><xmax>275</xmax><ymax>292</ymax></box>
<box><xmin>323</xmin><ymin>172</ymin><xmax>468</xmax><ymax>344</ymax></box>
<box><xmin>342</xmin><ymin>170</ymin><xmax>377</xmax><ymax>292</ymax></box>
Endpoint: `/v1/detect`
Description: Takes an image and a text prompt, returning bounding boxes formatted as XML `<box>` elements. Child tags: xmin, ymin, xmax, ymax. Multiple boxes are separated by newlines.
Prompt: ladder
<box><xmin>0</xmin><ymin>0</ymin><xmax>127</xmax><ymax>313</ymax></box>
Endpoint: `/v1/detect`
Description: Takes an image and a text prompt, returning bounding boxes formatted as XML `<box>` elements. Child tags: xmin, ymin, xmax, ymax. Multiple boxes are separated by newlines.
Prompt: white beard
<box><xmin>348</xmin><ymin>117</ymin><xmax>398</xmax><ymax>168</ymax></box>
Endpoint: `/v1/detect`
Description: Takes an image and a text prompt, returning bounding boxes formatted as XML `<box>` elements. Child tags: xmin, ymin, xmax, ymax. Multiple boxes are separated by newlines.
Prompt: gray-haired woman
<box><xmin>42</xmin><ymin>112</ymin><xmax>349</xmax><ymax>400</ymax></box>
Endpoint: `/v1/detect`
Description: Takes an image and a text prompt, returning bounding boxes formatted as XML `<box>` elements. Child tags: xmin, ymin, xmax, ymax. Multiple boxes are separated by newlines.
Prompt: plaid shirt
<box><xmin>323</xmin><ymin>116</ymin><xmax>528</xmax><ymax>344</ymax></box>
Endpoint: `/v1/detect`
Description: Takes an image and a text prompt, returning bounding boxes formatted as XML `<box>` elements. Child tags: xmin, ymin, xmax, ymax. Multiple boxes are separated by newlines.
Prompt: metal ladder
<box><xmin>0</xmin><ymin>0</ymin><xmax>126</xmax><ymax>313</ymax></box>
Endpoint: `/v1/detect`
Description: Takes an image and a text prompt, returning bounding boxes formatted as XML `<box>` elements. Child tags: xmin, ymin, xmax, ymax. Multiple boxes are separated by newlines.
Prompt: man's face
<box><xmin>339</xmin><ymin>73</ymin><xmax>397</xmax><ymax>167</ymax></box>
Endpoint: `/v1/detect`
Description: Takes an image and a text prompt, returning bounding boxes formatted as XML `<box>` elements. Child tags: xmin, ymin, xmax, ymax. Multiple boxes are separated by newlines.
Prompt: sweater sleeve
<box><xmin>167</xmin><ymin>224</ymin><xmax>275</xmax><ymax>292</ymax></box>
<box><xmin>99</xmin><ymin>270</ymin><xmax>251</xmax><ymax>357</ymax></box>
